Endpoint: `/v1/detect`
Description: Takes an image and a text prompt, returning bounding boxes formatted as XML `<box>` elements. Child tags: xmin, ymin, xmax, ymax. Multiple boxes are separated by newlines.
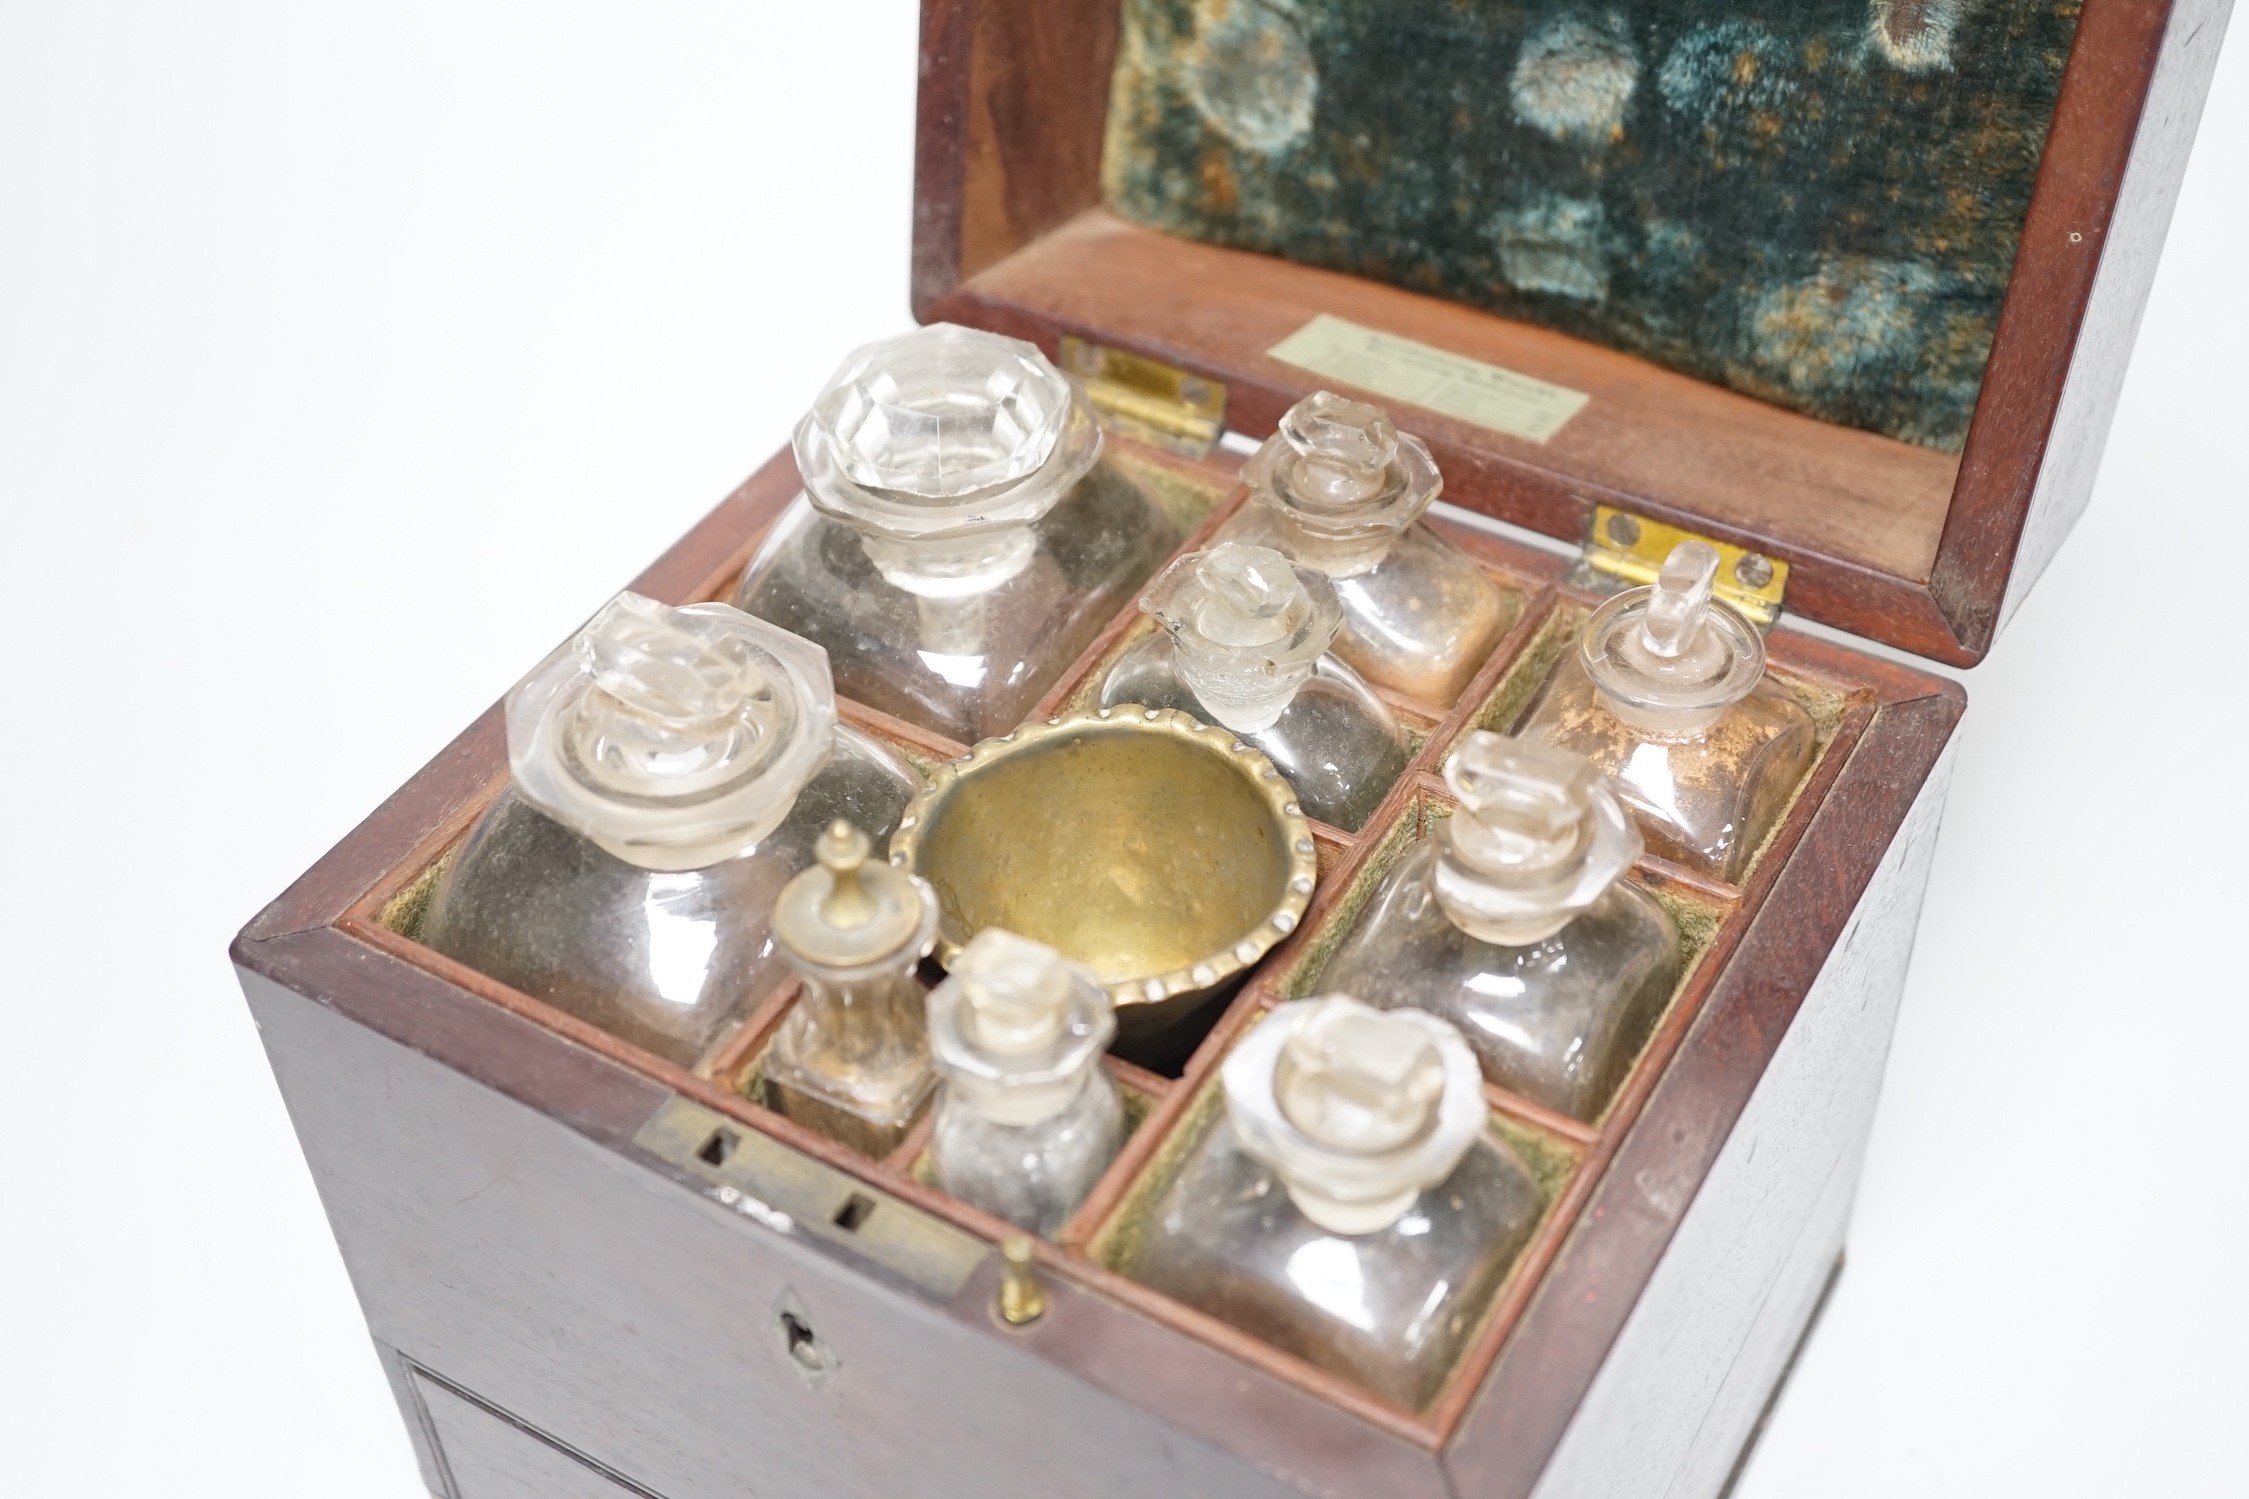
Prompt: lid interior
<box><xmin>912</xmin><ymin>0</ymin><xmax>2188</xmax><ymax>664</ymax></box>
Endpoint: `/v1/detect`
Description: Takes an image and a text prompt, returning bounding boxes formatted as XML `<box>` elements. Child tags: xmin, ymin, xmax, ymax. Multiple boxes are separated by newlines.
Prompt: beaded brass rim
<box><xmin>888</xmin><ymin>704</ymin><xmax>1319</xmax><ymax>1013</ymax></box>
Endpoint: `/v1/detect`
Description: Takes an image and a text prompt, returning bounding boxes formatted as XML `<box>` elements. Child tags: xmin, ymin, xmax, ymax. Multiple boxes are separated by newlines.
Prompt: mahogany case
<box><xmin>233</xmin><ymin>3</ymin><xmax>2228</xmax><ymax>1497</ymax></box>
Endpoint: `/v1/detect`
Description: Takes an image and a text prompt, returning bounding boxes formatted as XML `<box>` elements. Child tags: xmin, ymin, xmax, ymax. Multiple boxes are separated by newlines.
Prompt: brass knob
<box><xmin>997</xmin><ymin>1234</ymin><xmax>1047</xmax><ymax>1327</ymax></box>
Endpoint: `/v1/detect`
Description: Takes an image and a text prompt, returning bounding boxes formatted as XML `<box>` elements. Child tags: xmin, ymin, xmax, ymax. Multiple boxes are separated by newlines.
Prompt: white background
<box><xmin>2</xmin><ymin>4</ymin><xmax>2242</xmax><ymax>1494</ymax></box>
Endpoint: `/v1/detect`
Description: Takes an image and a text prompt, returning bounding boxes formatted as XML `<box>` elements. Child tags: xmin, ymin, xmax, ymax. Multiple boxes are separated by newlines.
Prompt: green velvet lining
<box><xmin>1103</xmin><ymin>0</ymin><xmax>2082</xmax><ymax>451</ymax></box>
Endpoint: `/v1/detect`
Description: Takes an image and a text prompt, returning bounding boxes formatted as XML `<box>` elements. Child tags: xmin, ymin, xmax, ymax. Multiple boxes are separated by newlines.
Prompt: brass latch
<box><xmin>1573</xmin><ymin>504</ymin><xmax>1789</xmax><ymax>629</ymax></box>
<box><xmin>633</xmin><ymin>1096</ymin><xmax>987</xmax><ymax>1299</ymax></box>
<box><xmin>1058</xmin><ymin>336</ymin><xmax>1227</xmax><ymax>459</ymax></box>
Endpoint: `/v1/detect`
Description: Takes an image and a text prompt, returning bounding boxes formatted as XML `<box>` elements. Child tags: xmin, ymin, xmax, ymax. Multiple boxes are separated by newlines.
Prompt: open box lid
<box><xmin>910</xmin><ymin>0</ymin><xmax>2230</xmax><ymax>666</ymax></box>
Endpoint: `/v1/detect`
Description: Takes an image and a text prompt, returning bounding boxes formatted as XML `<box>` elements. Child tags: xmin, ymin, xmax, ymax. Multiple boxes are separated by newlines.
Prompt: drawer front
<box><xmin>413</xmin><ymin>1370</ymin><xmax>663</xmax><ymax>1499</ymax></box>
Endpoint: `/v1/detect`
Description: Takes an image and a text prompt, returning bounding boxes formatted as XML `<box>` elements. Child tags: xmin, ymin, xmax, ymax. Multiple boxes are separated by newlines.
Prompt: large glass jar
<box><xmin>1319</xmin><ymin>732</ymin><xmax>1680</xmax><ymax>1121</ymax></box>
<box><xmin>419</xmin><ymin>593</ymin><xmax>921</xmax><ymax>1069</ymax></box>
<box><xmin>734</xmin><ymin>323</ymin><xmax>1180</xmax><ymax>744</ymax></box>
<box><xmin>1125</xmin><ymin>998</ymin><xmax>1543</xmax><ymax>1410</ymax></box>
<box><xmin>1099</xmin><ymin>542</ymin><xmax>1410</xmax><ymax>831</ymax></box>
<box><xmin>1517</xmin><ymin>540</ymin><xmax>1816</xmax><ymax>881</ymax></box>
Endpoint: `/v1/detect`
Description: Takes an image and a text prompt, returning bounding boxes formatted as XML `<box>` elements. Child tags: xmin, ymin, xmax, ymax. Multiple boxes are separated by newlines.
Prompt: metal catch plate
<box><xmin>1058</xmin><ymin>336</ymin><xmax>1227</xmax><ymax>459</ymax></box>
<box><xmin>1575</xmin><ymin>504</ymin><xmax>1789</xmax><ymax>628</ymax></box>
<box><xmin>633</xmin><ymin>1096</ymin><xmax>987</xmax><ymax>1300</ymax></box>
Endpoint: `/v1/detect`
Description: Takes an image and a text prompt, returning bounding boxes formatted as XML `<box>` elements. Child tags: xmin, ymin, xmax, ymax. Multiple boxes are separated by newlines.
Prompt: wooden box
<box><xmin>233</xmin><ymin>3</ymin><xmax>2229</xmax><ymax>1496</ymax></box>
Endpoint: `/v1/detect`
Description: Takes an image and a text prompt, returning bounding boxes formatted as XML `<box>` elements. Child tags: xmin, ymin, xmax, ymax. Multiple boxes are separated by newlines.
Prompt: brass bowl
<box><xmin>889</xmin><ymin>705</ymin><xmax>1318</xmax><ymax>1045</ymax></box>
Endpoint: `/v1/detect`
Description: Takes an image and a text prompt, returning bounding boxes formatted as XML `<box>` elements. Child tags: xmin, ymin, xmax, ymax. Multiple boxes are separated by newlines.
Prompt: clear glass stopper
<box><xmin>773</xmin><ymin>820</ymin><xmax>940</xmax><ymax>980</ymax></box>
<box><xmin>1223</xmin><ymin>997</ymin><xmax>1486</xmax><ymax>1235</ymax></box>
<box><xmin>1242</xmin><ymin>392</ymin><xmax>1443</xmax><ymax>573</ymax></box>
<box><xmin>1582</xmin><ymin>540</ymin><xmax>1764</xmax><ymax>733</ymax></box>
<box><xmin>1433</xmin><ymin>731</ymin><xmax>1640</xmax><ymax>946</ymax></box>
<box><xmin>506</xmin><ymin>592</ymin><xmax>837</xmax><ymax>872</ymax></box>
<box><xmin>1274</xmin><ymin>999</ymin><xmax>1447</xmax><ymax>1154</ymax></box>
<box><xmin>1139</xmin><ymin>542</ymin><xmax>1344</xmax><ymax>733</ymax></box>
<box><xmin>792</xmin><ymin>323</ymin><xmax>1104</xmax><ymax>552</ymax></box>
<box><xmin>929</xmin><ymin>929</ymin><xmax>1117</xmax><ymax>1127</ymax></box>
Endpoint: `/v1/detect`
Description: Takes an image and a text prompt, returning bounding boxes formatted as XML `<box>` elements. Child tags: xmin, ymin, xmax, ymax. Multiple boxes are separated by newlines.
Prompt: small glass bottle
<box><xmin>762</xmin><ymin>819</ymin><xmax>941</xmax><ymax>1157</ymax></box>
<box><xmin>1224</xmin><ymin>391</ymin><xmax>1508</xmax><ymax>706</ymax></box>
<box><xmin>1318</xmin><ymin>732</ymin><xmax>1681</xmax><ymax>1121</ymax></box>
<box><xmin>1126</xmin><ymin>997</ymin><xmax>1544</xmax><ymax>1410</ymax></box>
<box><xmin>1098</xmin><ymin>542</ymin><xmax>1411</xmax><ymax>831</ymax></box>
<box><xmin>419</xmin><ymin>592</ymin><xmax>921</xmax><ymax>1069</ymax></box>
<box><xmin>1516</xmin><ymin>540</ymin><xmax>1817</xmax><ymax>882</ymax></box>
<box><xmin>734</xmin><ymin>323</ymin><xmax>1182</xmax><ymax>745</ymax></box>
<box><xmin>927</xmin><ymin>928</ymin><xmax>1126</xmax><ymax>1236</ymax></box>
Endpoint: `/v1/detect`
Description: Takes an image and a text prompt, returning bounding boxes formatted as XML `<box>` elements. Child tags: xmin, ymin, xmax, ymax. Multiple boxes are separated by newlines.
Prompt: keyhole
<box><xmin>780</xmin><ymin>1311</ymin><xmax>822</xmax><ymax>1370</ymax></box>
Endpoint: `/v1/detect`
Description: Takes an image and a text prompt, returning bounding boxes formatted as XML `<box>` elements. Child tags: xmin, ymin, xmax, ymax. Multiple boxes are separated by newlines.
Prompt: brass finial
<box><xmin>815</xmin><ymin>819</ymin><xmax>876</xmax><ymax>927</ymax></box>
<box><xmin>997</xmin><ymin>1234</ymin><xmax>1047</xmax><ymax>1326</ymax></box>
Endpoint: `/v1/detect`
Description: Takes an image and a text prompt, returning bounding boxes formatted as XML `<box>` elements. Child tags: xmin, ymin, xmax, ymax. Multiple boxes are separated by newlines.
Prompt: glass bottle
<box><xmin>1127</xmin><ymin>998</ymin><xmax>1543</xmax><ymax>1410</ymax></box>
<box><xmin>1318</xmin><ymin>732</ymin><xmax>1681</xmax><ymax>1122</ymax></box>
<box><xmin>1098</xmin><ymin>542</ymin><xmax>1411</xmax><ymax>831</ymax></box>
<box><xmin>734</xmin><ymin>323</ymin><xmax>1182</xmax><ymax>745</ymax></box>
<box><xmin>1223</xmin><ymin>391</ymin><xmax>1508</xmax><ymax>706</ymax></box>
<box><xmin>927</xmin><ymin>928</ymin><xmax>1126</xmax><ymax>1236</ymax></box>
<box><xmin>419</xmin><ymin>592</ymin><xmax>921</xmax><ymax>1069</ymax></box>
<box><xmin>1516</xmin><ymin>540</ymin><xmax>1817</xmax><ymax>882</ymax></box>
<box><xmin>762</xmin><ymin>819</ymin><xmax>941</xmax><ymax>1157</ymax></box>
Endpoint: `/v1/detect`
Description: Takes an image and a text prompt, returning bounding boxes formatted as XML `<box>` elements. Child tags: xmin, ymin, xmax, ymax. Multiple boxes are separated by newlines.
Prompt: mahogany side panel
<box><xmin>911</xmin><ymin>0</ymin><xmax>1121</xmax><ymax>318</ymax></box>
<box><xmin>1934</xmin><ymin>0</ymin><xmax>2188</xmax><ymax>652</ymax></box>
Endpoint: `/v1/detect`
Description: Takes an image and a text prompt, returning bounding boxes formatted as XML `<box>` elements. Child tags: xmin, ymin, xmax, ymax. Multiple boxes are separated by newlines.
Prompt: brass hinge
<box><xmin>1058</xmin><ymin>336</ymin><xmax>1227</xmax><ymax>459</ymax></box>
<box><xmin>1573</xmin><ymin>504</ymin><xmax>1789</xmax><ymax>629</ymax></box>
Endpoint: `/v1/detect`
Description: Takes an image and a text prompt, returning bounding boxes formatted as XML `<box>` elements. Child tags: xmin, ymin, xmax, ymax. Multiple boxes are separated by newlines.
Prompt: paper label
<box><xmin>1267</xmin><ymin>314</ymin><xmax>1589</xmax><ymax>444</ymax></box>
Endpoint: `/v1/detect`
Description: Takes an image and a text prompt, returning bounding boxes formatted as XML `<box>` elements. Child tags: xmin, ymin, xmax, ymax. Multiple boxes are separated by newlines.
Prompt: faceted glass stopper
<box><xmin>1583</xmin><ymin>540</ymin><xmax>1765</xmax><ymax>732</ymax></box>
<box><xmin>1222</xmin><ymin>997</ymin><xmax>1487</xmax><ymax>1235</ymax></box>
<box><xmin>505</xmin><ymin>592</ymin><xmax>838</xmax><ymax>872</ymax></box>
<box><xmin>818</xmin><ymin>324</ymin><xmax>1072</xmax><ymax>499</ymax></box>
<box><xmin>792</xmin><ymin>323</ymin><xmax>1103</xmax><ymax>545</ymax></box>
<box><xmin>1140</xmin><ymin>543</ymin><xmax>1344</xmax><ymax>733</ymax></box>
<box><xmin>1279</xmin><ymin>393</ymin><xmax>1401</xmax><ymax>511</ymax></box>
<box><xmin>1242</xmin><ymin>391</ymin><xmax>1443</xmax><ymax>561</ymax></box>
<box><xmin>1274</xmin><ymin>1000</ymin><xmax>1446</xmax><ymax>1155</ymax></box>
<box><xmin>1435</xmin><ymin>731</ymin><xmax>1640</xmax><ymax>946</ymax></box>
<box><xmin>773</xmin><ymin>820</ymin><xmax>939</xmax><ymax>977</ymax></box>
<box><xmin>929</xmin><ymin>929</ymin><xmax>1116</xmax><ymax>1127</ymax></box>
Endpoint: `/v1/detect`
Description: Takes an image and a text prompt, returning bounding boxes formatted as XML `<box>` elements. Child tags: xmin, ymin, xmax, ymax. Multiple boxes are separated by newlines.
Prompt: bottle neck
<box><xmin>1278</xmin><ymin>1176</ymin><xmax>1422</xmax><ymax>1236</ymax></box>
<box><xmin>1430</xmin><ymin>848</ymin><xmax>1580</xmax><ymax>946</ymax></box>
<box><xmin>1266</xmin><ymin>507</ymin><xmax>1398</xmax><ymax>578</ymax></box>
<box><xmin>856</xmin><ymin>522</ymin><xmax>1036</xmax><ymax>599</ymax></box>
<box><xmin>1173</xmin><ymin>646</ymin><xmax>1308</xmax><ymax>734</ymax></box>
<box><xmin>953</xmin><ymin>1060</ymin><xmax>1098</xmax><ymax>1128</ymax></box>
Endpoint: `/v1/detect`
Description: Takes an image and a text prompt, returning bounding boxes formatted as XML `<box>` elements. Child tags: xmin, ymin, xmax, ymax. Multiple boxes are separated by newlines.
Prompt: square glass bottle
<box><xmin>734</xmin><ymin>324</ymin><xmax>1180</xmax><ymax>745</ymax></box>
<box><xmin>418</xmin><ymin>593</ymin><xmax>921</xmax><ymax>1068</ymax></box>
<box><xmin>927</xmin><ymin>929</ymin><xmax>1126</xmax><ymax>1236</ymax></box>
<box><xmin>1221</xmin><ymin>392</ymin><xmax>1508</xmax><ymax>706</ymax></box>
<box><xmin>1516</xmin><ymin>540</ymin><xmax>1816</xmax><ymax>882</ymax></box>
<box><xmin>1099</xmin><ymin>542</ymin><xmax>1410</xmax><ymax>831</ymax></box>
<box><xmin>1124</xmin><ymin>998</ymin><xmax>1544</xmax><ymax>1410</ymax></box>
<box><xmin>761</xmin><ymin>819</ymin><xmax>942</xmax><ymax>1158</ymax></box>
<box><xmin>1318</xmin><ymin>732</ymin><xmax>1681</xmax><ymax>1121</ymax></box>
